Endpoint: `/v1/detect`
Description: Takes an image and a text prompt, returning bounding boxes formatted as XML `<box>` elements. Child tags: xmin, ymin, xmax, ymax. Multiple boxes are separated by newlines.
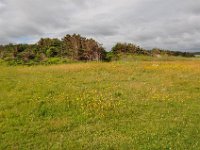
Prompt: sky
<box><xmin>0</xmin><ymin>0</ymin><xmax>200</xmax><ymax>51</ymax></box>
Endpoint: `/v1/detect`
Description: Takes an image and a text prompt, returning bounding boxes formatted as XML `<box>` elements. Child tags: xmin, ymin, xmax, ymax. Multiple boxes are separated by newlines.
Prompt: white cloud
<box><xmin>0</xmin><ymin>0</ymin><xmax>200</xmax><ymax>51</ymax></box>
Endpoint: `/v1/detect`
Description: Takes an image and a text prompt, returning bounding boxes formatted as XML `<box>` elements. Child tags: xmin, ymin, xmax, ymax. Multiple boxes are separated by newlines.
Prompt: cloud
<box><xmin>0</xmin><ymin>0</ymin><xmax>200</xmax><ymax>51</ymax></box>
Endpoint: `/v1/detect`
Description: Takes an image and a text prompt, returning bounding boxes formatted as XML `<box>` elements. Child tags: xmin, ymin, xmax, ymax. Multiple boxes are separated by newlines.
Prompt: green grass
<box><xmin>0</xmin><ymin>59</ymin><xmax>200</xmax><ymax>149</ymax></box>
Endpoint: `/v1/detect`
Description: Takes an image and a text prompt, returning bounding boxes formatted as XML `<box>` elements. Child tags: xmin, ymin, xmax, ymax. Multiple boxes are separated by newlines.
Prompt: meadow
<box><xmin>0</xmin><ymin>57</ymin><xmax>200</xmax><ymax>149</ymax></box>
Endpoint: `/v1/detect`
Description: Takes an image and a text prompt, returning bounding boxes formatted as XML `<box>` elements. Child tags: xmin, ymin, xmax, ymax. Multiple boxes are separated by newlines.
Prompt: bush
<box><xmin>6</xmin><ymin>59</ymin><xmax>23</xmax><ymax>66</ymax></box>
<box><xmin>44</xmin><ymin>58</ymin><xmax>61</xmax><ymax>65</ymax></box>
<box><xmin>43</xmin><ymin>58</ymin><xmax>75</xmax><ymax>65</ymax></box>
<box><xmin>0</xmin><ymin>59</ymin><xmax>5</xmax><ymax>65</ymax></box>
<box><xmin>104</xmin><ymin>52</ymin><xmax>114</xmax><ymax>62</ymax></box>
<box><xmin>46</xmin><ymin>47</ymin><xmax>59</xmax><ymax>57</ymax></box>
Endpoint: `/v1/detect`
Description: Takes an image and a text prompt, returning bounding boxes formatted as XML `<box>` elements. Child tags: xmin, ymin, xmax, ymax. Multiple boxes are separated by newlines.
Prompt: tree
<box><xmin>38</xmin><ymin>38</ymin><xmax>62</xmax><ymax>57</ymax></box>
<box><xmin>62</xmin><ymin>34</ymin><xmax>106</xmax><ymax>61</ymax></box>
<box><xmin>112</xmin><ymin>42</ymin><xmax>148</xmax><ymax>55</ymax></box>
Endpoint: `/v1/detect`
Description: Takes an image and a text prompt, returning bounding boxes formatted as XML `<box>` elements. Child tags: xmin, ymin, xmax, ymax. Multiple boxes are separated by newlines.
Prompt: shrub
<box><xmin>46</xmin><ymin>47</ymin><xmax>59</xmax><ymax>57</ymax></box>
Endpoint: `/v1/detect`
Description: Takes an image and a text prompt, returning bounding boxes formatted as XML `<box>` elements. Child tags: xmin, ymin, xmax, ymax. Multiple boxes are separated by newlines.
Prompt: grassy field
<box><xmin>0</xmin><ymin>58</ymin><xmax>200</xmax><ymax>149</ymax></box>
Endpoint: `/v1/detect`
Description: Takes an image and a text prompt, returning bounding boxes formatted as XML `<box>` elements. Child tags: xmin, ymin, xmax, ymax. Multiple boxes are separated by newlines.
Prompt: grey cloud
<box><xmin>76</xmin><ymin>24</ymin><xmax>119</xmax><ymax>36</ymax></box>
<box><xmin>0</xmin><ymin>0</ymin><xmax>200</xmax><ymax>51</ymax></box>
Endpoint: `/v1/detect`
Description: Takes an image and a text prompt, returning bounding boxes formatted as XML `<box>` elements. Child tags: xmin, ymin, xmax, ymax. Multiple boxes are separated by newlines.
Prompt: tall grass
<box><xmin>0</xmin><ymin>59</ymin><xmax>200</xmax><ymax>149</ymax></box>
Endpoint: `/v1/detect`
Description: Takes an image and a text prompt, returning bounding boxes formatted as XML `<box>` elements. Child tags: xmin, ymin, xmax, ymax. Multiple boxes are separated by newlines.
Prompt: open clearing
<box><xmin>0</xmin><ymin>60</ymin><xmax>200</xmax><ymax>149</ymax></box>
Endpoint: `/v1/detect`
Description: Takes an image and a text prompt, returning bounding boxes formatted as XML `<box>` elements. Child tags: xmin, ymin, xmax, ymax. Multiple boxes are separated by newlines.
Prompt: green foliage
<box><xmin>0</xmin><ymin>35</ymin><xmax>195</xmax><ymax>66</ymax></box>
<box><xmin>6</xmin><ymin>59</ymin><xmax>24</xmax><ymax>66</ymax></box>
<box><xmin>111</xmin><ymin>43</ymin><xmax>195</xmax><ymax>58</ymax></box>
<box><xmin>112</xmin><ymin>42</ymin><xmax>148</xmax><ymax>55</ymax></box>
<box><xmin>150</xmin><ymin>48</ymin><xmax>194</xmax><ymax>57</ymax></box>
<box><xmin>104</xmin><ymin>51</ymin><xmax>114</xmax><ymax>62</ymax></box>
<box><xmin>1</xmin><ymin>60</ymin><xmax>200</xmax><ymax>149</ymax></box>
<box><xmin>38</xmin><ymin>38</ymin><xmax>62</xmax><ymax>56</ymax></box>
<box><xmin>0</xmin><ymin>59</ymin><xmax>5</xmax><ymax>65</ymax></box>
<box><xmin>43</xmin><ymin>58</ymin><xmax>76</xmax><ymax>65</ymax></box>
<box><xmin>44</xmin><ymin>58</ymin><xmax>64</xmax><ymax>65</ymax></box>
<box><xmin>46</xmin><ymin>47</ymin><xmax>59</xmax><ymax>57</ymax></box>
<box><xmin>0</xmin><ymin>34</ymin><xmax>107</xmax><ymax>65</ymax></box>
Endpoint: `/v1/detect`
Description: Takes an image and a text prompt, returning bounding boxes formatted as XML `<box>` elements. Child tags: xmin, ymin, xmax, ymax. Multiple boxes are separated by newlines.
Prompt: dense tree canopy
<box><xmin>62</xmin><ymin>34</ymin><xmax>105</xmax><ymax>61</ymax></box>
<box><xmin>0</xmin><ymin>34</ymin><xmax>195</xmax><ymax>65</ymax></box>
<box><xmin>112</xmin><ymin>43</ymin><xmax>149</xmax><ymax>55</ymax></box>
<box><xmin>0</xmin><ymin>34</ymin><xmax>106</xmax><ymax>64</ymax></box>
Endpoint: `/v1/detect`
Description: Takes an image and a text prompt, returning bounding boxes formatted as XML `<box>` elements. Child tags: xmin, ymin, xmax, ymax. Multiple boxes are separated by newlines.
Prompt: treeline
<box><xmin>111</xmin><ymin>43</ymin><xmax>194</xmax><ymax>57</ymax></box>
<box><xmin>0</xmin><ymin>34</ymin><xmax>106</xmax><ymax>65</ymax></box>
<box><xmin>0</xmin><ymin>34</ymin><xmax>195</xmax><ymax>65</ymax></box>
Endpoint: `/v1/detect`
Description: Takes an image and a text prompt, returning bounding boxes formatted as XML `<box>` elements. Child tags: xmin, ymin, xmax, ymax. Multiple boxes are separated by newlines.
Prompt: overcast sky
<box><xmin>0</xmin><ymin>0</ymin><xmax>200</xmax><ymax>51</ymax></box>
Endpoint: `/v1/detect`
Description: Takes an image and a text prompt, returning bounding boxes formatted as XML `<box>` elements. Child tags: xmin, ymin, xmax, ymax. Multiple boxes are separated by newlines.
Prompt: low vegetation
<box><xmin>1</xmin><ymin>34</ymin><xmax>200</xmax><ymax>149</ymax></box>
<box><xmin>1</xmin><ymin>57</ymin><xmax>200</xmax><ymax>149</ymax></box>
